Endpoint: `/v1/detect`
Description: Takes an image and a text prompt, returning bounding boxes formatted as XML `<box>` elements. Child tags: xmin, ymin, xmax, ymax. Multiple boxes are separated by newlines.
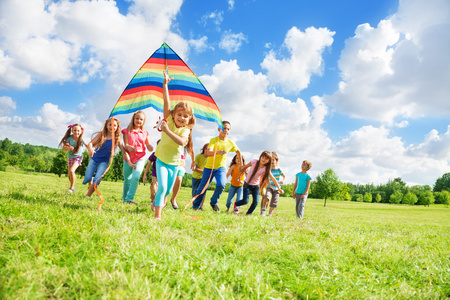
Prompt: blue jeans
<box><xmin>193</xmin><ymin>167</ymin><xmax>226</xmax><ymax>208</ymax></box>
<box><xmin>83</xmin><ymin>158</ymin><xmax>108</xmax><ymax>186</ymax></box>
<box><xmin>192</xmin><ymin>177</ymin><xmax>202</xmax><ymax>197</ymax></box>
<box><xmin>235</xmin><ymin>183</ymin><xmax>260</xmax><ymax>215</ymax></box>
<box><xmin>154</xmin><ymin>158</ymin><xmax>179</xmax><ymax>207</ymax></box>
<box><xmin>122</xmin><ymin>159</ymin><xmax>145</xmax><ymax>202</ymax></box>
<box><xmin>225</xmin><ymin>184</ymin><xmax>243</xmax><ymax>208</ymax></box>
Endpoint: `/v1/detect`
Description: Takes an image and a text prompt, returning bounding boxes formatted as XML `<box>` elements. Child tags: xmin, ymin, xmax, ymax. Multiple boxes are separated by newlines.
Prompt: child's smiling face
<box><xmin>133</xmin><ymin>113</ymin><xmax>145</xmax><ymax>128</ymax></box>
<box><xmin>72</xmin><ymin>125</ymin><xmax>82</xmax><ymax>139</ymax></box>
<box><xmin>174</xmin><ymin>108</ymin><xmax>190</xmax><ymax>127</ymax></box>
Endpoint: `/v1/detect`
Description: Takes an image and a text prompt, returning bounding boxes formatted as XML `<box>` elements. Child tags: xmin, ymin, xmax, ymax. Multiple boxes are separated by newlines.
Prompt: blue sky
<box><xmin>0</xmin><ymin>0</ymin><xmax>449</xmax><ymax>186</ymax></box>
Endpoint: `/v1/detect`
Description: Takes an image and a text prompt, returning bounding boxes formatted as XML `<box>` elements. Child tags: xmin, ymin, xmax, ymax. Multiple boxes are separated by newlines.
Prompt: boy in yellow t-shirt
<box><xmin>192</xmin><ymin>121</ymin><xmax>242</xmax><ymax>211</ymax></box>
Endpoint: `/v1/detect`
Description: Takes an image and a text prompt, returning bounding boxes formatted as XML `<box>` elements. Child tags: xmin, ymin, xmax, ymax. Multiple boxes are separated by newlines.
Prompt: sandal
<box><xmin>171</xmin><ymin>201</ymin><xmax>179</xmax><ymax>209</ymax></box>
<box><xmin>67</xmin><ymin>188</ymin><xmax>75</xmax><ymax>193</ymax></box>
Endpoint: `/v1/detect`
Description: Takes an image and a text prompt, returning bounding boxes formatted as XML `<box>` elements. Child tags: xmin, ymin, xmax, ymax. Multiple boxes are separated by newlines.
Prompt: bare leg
<box><xmin>68</xmin><ymin>162</ymin><xmax>79</xmax><ymax>191</ymax></box>
<box><xmin>155</xmin><ymin>206</ymin><xmax>162</xmax><ymax>219</ymax></box>
<box><xmin>86</xmin><ymin>183</ymin><xmax>96</xmax><ymax>197</ymax></box>
<box><xmin>170</xmin><ymin>175</ymin><xmax>182</xmax><ymax>208</ymax></box>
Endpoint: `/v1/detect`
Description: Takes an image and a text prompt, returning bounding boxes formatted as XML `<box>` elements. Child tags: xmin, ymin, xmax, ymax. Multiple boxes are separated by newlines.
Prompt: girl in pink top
<box><xmin>121</xmin><ymin>110</ymin><xmax>154</xmax><ymax>204</ymax></box>
<box><xmin>234</xmin><ymin>151</ymin><xmax>284</xmax><ymax>215</ymax></box>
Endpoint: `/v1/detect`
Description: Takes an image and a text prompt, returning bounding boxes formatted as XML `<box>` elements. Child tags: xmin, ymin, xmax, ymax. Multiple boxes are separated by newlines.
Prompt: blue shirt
<box><xmin>295</xmin><ymin>172</ymin><xmax>312</xmax><ymax>194</ymax></box>
<box><xmin>92</xmin><ymin>139</ymin><xmax>113</xmax><ymax>163</ymax></box>
<box><xmin>66</xmin><ymin>136</ymin><xmax>86</xmax><ymax>158</ymax></box>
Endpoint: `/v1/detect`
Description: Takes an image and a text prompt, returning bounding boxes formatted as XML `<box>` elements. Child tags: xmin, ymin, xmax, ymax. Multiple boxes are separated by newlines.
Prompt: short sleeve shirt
<box><xmin>245</xmin><ymin>159</ymin><xmax>268</xmax><ymax>186</ymax></box>
<box><xmin>295</xmin><ymin>172</ymin><xmax>312</xmax><ymax>194</ymax></box>
<box><xmin>122</xmin><ymin>128</ymin><xmax>149</xmax><ymax>164</ymax></box>
<box><xmin>155</xmin><ymin>114</ymin><xmax>190</xmax><ymax>166</ymax></box>
<box><xmin>268</xmin><ymin>167</ymin><xmax>284</xmax><ymax>190</ymax></box>
<box><xmin>205</xmin><ymin>137</ymin><xmax>238</xmax><ymax>169</ymax></box>
<box><xmin>66</xmin><ymin>136</ymin><xmax>86</xmax><ymax>158</ymax></box>
<box><xmin>192</xmin><ymin>153</ymin><xmax>207</xmax><ymax>179</ymax></box>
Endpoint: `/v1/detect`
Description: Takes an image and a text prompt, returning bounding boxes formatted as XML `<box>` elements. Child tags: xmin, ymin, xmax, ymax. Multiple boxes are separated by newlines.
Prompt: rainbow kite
<box><xmin>109</xmin><ymin>42</ymin><xmax>223</xmax><ymax>129</ymax></box>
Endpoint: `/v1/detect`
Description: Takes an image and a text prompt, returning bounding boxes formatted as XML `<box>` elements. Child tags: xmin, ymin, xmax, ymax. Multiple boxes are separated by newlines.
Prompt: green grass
<box><xmin>0</xmin><ymin>171</ymin><xmax>449</xmax><ymax>299</ymax></box>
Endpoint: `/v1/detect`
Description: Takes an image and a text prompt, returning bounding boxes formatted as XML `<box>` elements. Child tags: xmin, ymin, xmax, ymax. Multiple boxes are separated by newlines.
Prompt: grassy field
<box><xmin>0</xmin><ymin>170</ymin><xmax>449</xmax><ymax>299</ymax></box>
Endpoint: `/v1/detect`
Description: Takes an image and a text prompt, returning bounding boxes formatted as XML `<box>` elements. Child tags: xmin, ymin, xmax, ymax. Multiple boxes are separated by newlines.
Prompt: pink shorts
<box><xmin>68</xmin><ymin>156</ymin><xmax>83</xmax><ymax>167</ymax></box>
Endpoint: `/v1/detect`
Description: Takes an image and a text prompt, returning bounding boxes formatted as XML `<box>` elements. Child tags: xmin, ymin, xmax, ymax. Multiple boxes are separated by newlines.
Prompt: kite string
<box><xmin>96</xmin><ymin>117</ymin><xmax>116</xmax><ymax>211</ymax></box>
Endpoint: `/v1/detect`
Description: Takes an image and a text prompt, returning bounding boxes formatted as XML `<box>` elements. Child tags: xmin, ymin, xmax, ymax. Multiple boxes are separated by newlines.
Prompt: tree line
<box><xmin>1</xmin><ymin>138</ymin><xmax>448</xmax><ymax>205</ymax></box>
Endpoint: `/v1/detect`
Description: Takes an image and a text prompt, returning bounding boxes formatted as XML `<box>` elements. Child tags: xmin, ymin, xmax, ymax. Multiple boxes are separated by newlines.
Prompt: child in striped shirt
<box><xmin>260</xmin><ymin>152</ymin><xmax>285</xmax><ymax>216</ymax></box>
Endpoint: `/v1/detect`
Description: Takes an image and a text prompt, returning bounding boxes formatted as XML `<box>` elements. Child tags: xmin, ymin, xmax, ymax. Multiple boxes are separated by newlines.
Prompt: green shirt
<box><xmin>155</xmin><ymin>115</ymin><xmax>190</xmax><ymax>165</ymax></box>
<box><xmin>192</xmin><ymin>153</ymin><xmax>207</xmax><ymax>179</ymax></box>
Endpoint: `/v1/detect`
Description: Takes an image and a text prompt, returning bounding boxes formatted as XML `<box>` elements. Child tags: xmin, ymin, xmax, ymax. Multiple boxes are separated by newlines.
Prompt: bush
<box><xmin>389</xmin><ymin>191</ymin><xmax>403</xmax><ymax>204</ymax></box>
<box><xmin>402</xmin><ymin>192</ymin><xmax>418</xmax><ymax>205</ymax></box>
<box><xmin>433</xmin><ymin>191</ymin><xmax>449</xmax><ymax>205</ymax></box>
<box><xmin>363</xmin><ymin>193</ymin><xmax>372</xmax><ymax>203</ymax></box>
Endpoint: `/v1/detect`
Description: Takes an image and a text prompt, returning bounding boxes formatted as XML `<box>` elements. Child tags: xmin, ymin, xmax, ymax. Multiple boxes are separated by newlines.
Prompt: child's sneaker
<box><xmin>233</xmin><ymin>203</ymin><xmax>239</xmax><ymax>214</ymax></box>
<box><xmin>260</xmin><ymin>208</ymin><xmax>266</xmax><ymax>216</ymax></box>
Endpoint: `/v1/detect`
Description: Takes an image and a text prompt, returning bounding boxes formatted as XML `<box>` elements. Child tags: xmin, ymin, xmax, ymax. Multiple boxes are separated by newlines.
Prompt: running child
<box><xmin>191</xmin><ymin>143</ymin><xmax>209</xmax><ymax>197</ymax></box>
<box><xmin>293</xmin><ymin>160</ymin><xmax>312</xmax><ymax>219</ymax></box>
<box><xmin>122</xmin><ymin>110</ymin><xmax>154</xmax><ymax>204</ymax></box>
<box><xmin>234</xmin><ymin>151</ymin><xmax>284</xmax><ymax>215</ymax></box>
<box><xmin>153</xmin><ymin>70</ymin><xmax>195</xmax><ymax>220</ymax></box>
<box><xmin>260</xmin><ymin>152</ymin><xmax>285</xmax><ymax>216</ymax></box>
<box><xmin>225</xmin><ymin>154</ymin><xmax>246</xmax><ymax>212</ymax></box>
<box><xmin>192</xmin><ymin>121</ymin><xmax>242</xmax><ymax>212</ymax></box>
<box><xmin>83</xmin><ymin>118</ymin><xmax>121</xmax><ymax>197</ymax></box>
<box><xmin>59</xmin><ymin>123</ymin><xmax>87</xmax><ymax>193</ymax></box>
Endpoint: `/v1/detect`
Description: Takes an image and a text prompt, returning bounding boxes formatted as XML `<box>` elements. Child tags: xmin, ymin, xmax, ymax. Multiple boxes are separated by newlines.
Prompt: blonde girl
<box><xmin>122</xmin><ymin>111</ymin><xmax>154</xmax><ymax>204</ymax></box>
<box><xmin>154</xmin><ymin>70</ymin><xmax>195</xmax><ymax>220</ymax></box>
<box><xmin>83</xmin><ymin>118</ymin><xmax>121</xmax><ymax>197</ymax></box>
<box><xmin>234</xmin><ymin>151</ymin><xmax>284</xmax><ymax>215</ymax></box>
<box><xmin>225</xmin><ymin>154</ymin><xmax>247</xmax><ymax>212</ymax></box>
<box><xmin>59</xmin><ymin>124</ymin><xmax>87</xmax><ymax>193</ymax></box>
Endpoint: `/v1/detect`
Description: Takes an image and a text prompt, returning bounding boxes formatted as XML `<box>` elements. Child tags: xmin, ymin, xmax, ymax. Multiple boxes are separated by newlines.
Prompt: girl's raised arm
<box><xmin>163</xmin><ymin>70</ymin><xmax>173</xmax><ymax>119</ymax></box>
<box><xmin>87</xmin><ymin>133</ymin><xmax>102</xmax><ymax>157</ymax></box>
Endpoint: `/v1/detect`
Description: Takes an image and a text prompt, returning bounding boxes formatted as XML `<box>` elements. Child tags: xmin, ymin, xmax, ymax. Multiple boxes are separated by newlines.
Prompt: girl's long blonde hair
<box><xmin>59</xmin><ymin>124</ymin><xmax>84</xmax><ymax>154</ymax></box>
<box><xmin>127</xmin><ymin>111</ymin><xmax>146</xmax><ymax>132</ymax></box>
<box><xmin>171</xmin><ymin>102</ymin><xmax>195</xmax><ymax>156</ymax></box>
<box><xmin>92</xmin><ymin>118</ymin><xmax>121</xmax><ymax>149</ymax></box>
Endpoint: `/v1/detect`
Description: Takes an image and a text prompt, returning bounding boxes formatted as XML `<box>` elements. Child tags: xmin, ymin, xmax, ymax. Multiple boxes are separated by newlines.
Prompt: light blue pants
<box><xmin>154</xmin><ymin>158</ymin><xmax>179</xmax><ymax>207</ymax></box>
<box><xmin>83</xmin><ymin>159</ymin><xmax>108</xmax><ymax>186</ymax></box>
<box><xmin>122</xmin><ymin>159</ymin><xmax>145</xmax><ymax>202</ymax></box>
<box><xmin>225</xmin><ymin>184</ymin><xmax>243</xmax><ymax>208</ymax></box>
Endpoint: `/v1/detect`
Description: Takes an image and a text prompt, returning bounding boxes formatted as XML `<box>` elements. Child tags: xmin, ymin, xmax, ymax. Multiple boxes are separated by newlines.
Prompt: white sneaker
<box><xmin>260</xmin><ymin>208</ymin><xmax>266</xmax><ymax>216</ymax></box>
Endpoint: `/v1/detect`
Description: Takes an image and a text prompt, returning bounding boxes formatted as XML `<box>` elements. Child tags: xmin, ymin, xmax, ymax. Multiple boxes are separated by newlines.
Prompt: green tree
<box><xmin>389</xmin><ymin>191</ymin><xmax>403</xmax><ymax>204</ymax></box>
<box><xmin>434</xmin><ymin>191</ymin><xmax>449</xmax><ymax>205</ymax></box>
<box><xmin>418</xmin><ymin>190</ymin><xmax>435</xmax><ymax>206</ymax></box>
<box><xmin>433</xmin><ymin>173</ymin><xmax>450</xmax><ymax>192</ymax></box>
<box><xmin>51</xmin><ymin>149</ymin><xmax>67</xmax><ymax>177</ymax></box>
<box><xmin>363</xmin><ymin>193</ymin><xmax>372</xmax><ymax>203</ymax></box>
<box><xmin>30</xmin><ymin>156</ymin><xmax>46</xmax><ymax>172</ymax></box>
<box><xmin>402</xmin><ymin>192</ymin><xmax>418</xmax><ymax>205</ymax></box>
<box><xmin>315</xmin><ymin>169</ymin><xmax>341</xmax><ymax>207</ymax></box>
<box><xmin>375</xmin><ymin>193</ymin><xmax>382</xmax><ymax>203</ymax></box>
<box><xmin>353</xmin><ymin>194</ymin><xmax>363</xmax><ymax>202</ymax></box>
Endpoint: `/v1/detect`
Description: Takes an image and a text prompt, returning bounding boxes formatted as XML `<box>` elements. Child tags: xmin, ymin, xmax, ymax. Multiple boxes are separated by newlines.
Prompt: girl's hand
<box><xmin>128</xmin><ymin>161</ymin><xmax>137</xmax><ymax>169</ymax></box>
<box><xmin>160</xmin><ymin>119</ymin><xmax>169</xmax><ymax>133</ymax></box>
<box><xmin>143</xmin><ymin>174</ymin><xmax>147</xmax><ymax>184</ymax></box>
<box><xmin>163</xmin><ymin>70</ymin><xmax>173</xmax><ymax>84</ymax></box>
<box><xmin>126</xmin><ymin>145</ymin><xmax>136</xmax><ymax>153</ymax></box>
<box><xmin>279</xmin><ymin>189</ymin><xmax>285</xmax><ymax>195</ymax></box>
<box><xmin>147</xmin><ymin>144</ymin><xmax>154</xmax><ymax>152</ymax></box>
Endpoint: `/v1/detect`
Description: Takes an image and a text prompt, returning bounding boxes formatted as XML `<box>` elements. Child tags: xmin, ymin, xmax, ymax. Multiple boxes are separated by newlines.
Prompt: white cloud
<box><xmin>261</xmin><ymin>26</ymin><xmax>335</xmax><ymax>94</ymax></box>
<box><xmin>327</xmin><ymin>0</ymin><xmax>450</xmax><ymax>124</ymax></box>
<box><xmin>228</xmin><ymin>0</ymin><xmax>235</xmax><ymax>10</ymax></box>
<box><xmin>329</xmin><ymin>125</ymin><xmax>450</xmax><ymax>186</ymax></box>
<box><xmin>200</xmin><ymin>10</ymin><xmax>224</xmax><ymax>27</ymax></box>
<box><xmin>0</xmin><ymin>96</ymin><xmax>16</xmax><ymax>115</ymax></box>
<box><xmin>189</xmin><ymin>36</ymin><xmax>214</xmax><ymax>53</ymax></box>
<box><xmin>219</xmin><ymin>31</ymin><xmax>248</xmax><ymax>53</ymax></box>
